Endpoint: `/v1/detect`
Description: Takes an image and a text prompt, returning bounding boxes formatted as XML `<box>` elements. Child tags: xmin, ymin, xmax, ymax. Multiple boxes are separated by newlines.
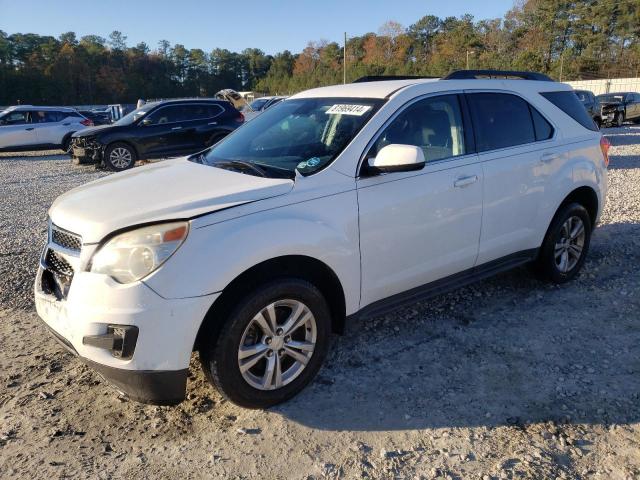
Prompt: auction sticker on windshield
<box><xmin>325</xmin><ymin>104</ymin><xmax>372</xmax><ymax>116</ymax></box>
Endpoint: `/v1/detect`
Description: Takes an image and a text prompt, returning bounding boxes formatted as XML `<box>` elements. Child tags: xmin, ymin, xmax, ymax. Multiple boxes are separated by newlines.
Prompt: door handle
<box><xmin>540</xmin><ymin>153</ymin><xmax>559</xmax><ymax>163</ymax></box>
<box><xmin>62</xmin><ymin>122</ymin><xmax>70</xmax><ymax>126</ymax></box>
<box><xmin>171</xmin><ymin>126</ymin><xmax>182</xmax><ymax>130</ymax></box>
<box><xmin>453</xmin><ymin>175</ymin><xmax>478</xmax><ymax>188</ymax></box>
<box><xmin>25</xmin><ymin>127</ymin><xmax>35</xmax><ymax>131</ymax></box>
<box><xmin>208</xmin><ymin>121</ymin><xmax>218</xmax><ymax>125</ymax></box>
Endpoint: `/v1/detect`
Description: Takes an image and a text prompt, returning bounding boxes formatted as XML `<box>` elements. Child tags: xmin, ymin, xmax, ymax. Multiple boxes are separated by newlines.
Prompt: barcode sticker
<box><xmin>325</xmin><ymin>104</ymin><xmax>372</xmax><ymax>116</ymax></box>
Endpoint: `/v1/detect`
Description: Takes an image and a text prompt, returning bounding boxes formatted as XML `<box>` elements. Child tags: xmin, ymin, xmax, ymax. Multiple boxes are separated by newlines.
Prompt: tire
<box><xmin>103</xmin><ymin>142</ymin><xmax>137</xmax><ymax>171</ymax></box>
<box><xmin>594</xmin><ymin>117</ymin><xmax>602</xmax><ymax>129</ymax></box>
<box><xmin>633</xmin><ymin>117</ymin><xmax>640</xmax><ymax>125</ymax></box>
<box><xmin>614</xmin><ymin>112</ymin><xmax>624</xmax><ymax>127</ymax></box>
<box><xmin>61</xmin><ymin>134</ymin><xmax>73</xmax><ymax>153</ymax></box>
<box><xmin>533</xmin><ymin>202</ymin><xmax>592</xmax><ymax>284</ymax></box>
<box><xmin>200</xmin><ymin>278</ymin><xmax>332</xmax><ymax>408</ymax></box>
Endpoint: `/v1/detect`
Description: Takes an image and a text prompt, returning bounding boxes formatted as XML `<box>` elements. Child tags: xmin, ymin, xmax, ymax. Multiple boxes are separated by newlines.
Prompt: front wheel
<box><xmin>614</xmin><ymin>112</ymin><xmax>624</xmax><ymax>127</ymax></box>
<box><xmin>200</xmin><ymin>279</ymin><xmax>331</xmax><ymax>408</ymax></box>
<box><xmin>533</xmin><ymin>203</ymin><xmax>592</xmax><ymax>283</ymax></box>
<box><xmin>104</xmin><ymin>142</ymin><xmax>137</xmax><ymax>171</ymax></box>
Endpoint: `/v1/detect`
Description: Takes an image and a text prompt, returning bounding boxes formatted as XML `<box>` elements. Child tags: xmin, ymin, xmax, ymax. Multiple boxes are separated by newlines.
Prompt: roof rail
<box><xmin>353</xmin><ymin>75</ymin><xmax>436</xmax><ymax>83</ymax></box>
<box><xmin>443</xmin><ymin>70</ymin><xmax>554</xmax><ymax>82</ymax></box>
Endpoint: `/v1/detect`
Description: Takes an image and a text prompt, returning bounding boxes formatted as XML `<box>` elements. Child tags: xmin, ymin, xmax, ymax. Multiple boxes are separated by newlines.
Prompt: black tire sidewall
<box><xmin>104</xmin><ymin>142</ymin><xmax>136</xmax><ymax>171</ymax></box>
<box><xmin>615</xmin><ymin>113</ymin><xmax>623</xmax><ymax>127</ymax></box>
<box><xmin>201</xmin><ymin>278</ymin><xmax>331</xmax><ymax>408</ymax></box>
<box><xmin>539</xmin><ymin>203</ymin><xmax>592</xmax><ymax>283</ymax></box>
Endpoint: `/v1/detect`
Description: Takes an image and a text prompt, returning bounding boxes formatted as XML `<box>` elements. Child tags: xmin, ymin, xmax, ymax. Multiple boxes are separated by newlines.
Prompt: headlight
<box><xmin>90</xmin><ymin>221</ymin><xmax>189</xmax><ymax>283</ymax></box>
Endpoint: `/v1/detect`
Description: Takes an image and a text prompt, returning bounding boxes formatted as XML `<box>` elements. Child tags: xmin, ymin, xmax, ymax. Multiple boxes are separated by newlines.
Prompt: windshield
<box><xmin>114</xmin><ymin>103</ymin><xmax>158</xmax><ymax>126</ymax></box>
<box><xmin>597</xmin><ymin>94</ymin><xmax>625</xmax><ymax>103</ymax></box>
<box><xmin>197</xmin><ymin>97</ymin><xmax>382</xmax><ymax>177</ymax></box>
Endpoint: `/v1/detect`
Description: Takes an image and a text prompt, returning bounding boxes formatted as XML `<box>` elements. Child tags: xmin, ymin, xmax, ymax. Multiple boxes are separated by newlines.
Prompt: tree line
<box><xmin>0</xmin><ymin>0</ymin><xmax>638</xmax><ymax>106</ymax></box>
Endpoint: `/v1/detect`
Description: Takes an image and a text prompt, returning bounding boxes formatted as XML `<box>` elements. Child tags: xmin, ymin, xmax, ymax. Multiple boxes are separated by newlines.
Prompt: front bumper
<box><xmin>71</xmin><ymin>137</ymin><xmax>103</xmax><ymax>164</ymax></box>
<box><xmin>35</xmin><ymin>256</ymin><xmax>218</xmax><ymax>404</ymax></box>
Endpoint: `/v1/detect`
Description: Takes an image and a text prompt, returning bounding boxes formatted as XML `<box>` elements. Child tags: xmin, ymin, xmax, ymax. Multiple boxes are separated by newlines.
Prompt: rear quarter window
<box><xmin>541</xmin><ymin>91</ymin><xmax>598</xmax><ymax>131</ymax></box>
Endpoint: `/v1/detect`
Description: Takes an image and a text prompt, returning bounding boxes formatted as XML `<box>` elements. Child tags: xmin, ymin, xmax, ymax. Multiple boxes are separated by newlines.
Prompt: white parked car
<box><xmin>35</xmin><ymin>70</ymin><xmax>609</xmax><ymax>408</ymax></box>
<box><xmin>0</xmin><ymin>106</ymin><xmax>93</xmax><ymax>152</ymax></box>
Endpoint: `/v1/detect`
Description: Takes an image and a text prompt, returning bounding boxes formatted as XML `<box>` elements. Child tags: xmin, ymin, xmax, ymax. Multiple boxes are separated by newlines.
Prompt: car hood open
<box><xmin>49</xmin><ymin>158</ymin><xmax>294</xmax><ymax>243</ymax></box>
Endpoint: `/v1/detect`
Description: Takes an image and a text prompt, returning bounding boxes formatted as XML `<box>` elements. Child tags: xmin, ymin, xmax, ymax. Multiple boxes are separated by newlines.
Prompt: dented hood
<box><xmin>49</xmin><ymin>158</ymin><xmax>294</xmax><ymax>243</ymax></box>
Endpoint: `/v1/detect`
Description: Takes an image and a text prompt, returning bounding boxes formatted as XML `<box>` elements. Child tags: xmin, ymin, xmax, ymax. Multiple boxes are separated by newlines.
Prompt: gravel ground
<box><xmin>0</xmin><ymin>129</ymin><xmax>639</xmax><ymax>480</ymax></box>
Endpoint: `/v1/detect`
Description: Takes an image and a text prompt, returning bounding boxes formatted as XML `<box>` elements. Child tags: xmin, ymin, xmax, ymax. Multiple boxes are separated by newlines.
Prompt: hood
<box><xmin>49</xmin><ymin>158</ymin><xmax>294</xmax><ymax>243</ymax></box>
<box><xmin>72</xmin><ymin>124</ymin><xmax>123</xmax><ymax>138</ymax></box>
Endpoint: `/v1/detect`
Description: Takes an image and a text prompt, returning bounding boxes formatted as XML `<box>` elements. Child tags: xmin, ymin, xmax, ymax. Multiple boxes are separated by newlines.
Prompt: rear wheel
<box><xmin>533</xmin><ymin>203</ymin><xmax>592</xmax><ymax>283</ymax></box>
<box><xmin>61</xmin><ymin>135</ymin><xmax>73</xmax><ymax>153</ymax></box>
<box><xmin>104</xmin><ymin>142</ymin><xmax>136</xmax><ymax>171</ymax></box>
<box><xmin>200</xmin><ymin>278</ymin><xmax>331</xmax><ymax>408</ymax></box>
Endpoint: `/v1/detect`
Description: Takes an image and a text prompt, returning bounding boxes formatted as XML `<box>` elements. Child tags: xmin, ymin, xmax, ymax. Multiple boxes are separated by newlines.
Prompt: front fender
<box><xmin>144</xmin><ymin>190</ymin><xmax>361</xmax><ymax>315</ymax></box>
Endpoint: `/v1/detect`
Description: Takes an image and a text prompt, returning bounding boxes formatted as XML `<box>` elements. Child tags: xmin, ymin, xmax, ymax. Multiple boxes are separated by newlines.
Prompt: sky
<box><xmin>0</xmin><ymin>0</ymin><xmax>515</xmax><ymax>55</ymax></box>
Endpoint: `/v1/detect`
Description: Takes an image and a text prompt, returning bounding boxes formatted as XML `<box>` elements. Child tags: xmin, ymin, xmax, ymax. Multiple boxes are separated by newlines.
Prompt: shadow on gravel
<box><xmin>273</xmin><ymin>222</ymin><xmax>640</xmax><ymax>432</ymax></box>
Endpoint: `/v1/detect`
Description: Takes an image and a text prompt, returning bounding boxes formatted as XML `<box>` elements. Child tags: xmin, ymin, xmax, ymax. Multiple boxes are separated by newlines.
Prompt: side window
<box><xmin>369</xmin><ymin>94</ymin><xmax>466</xmax><ymax>162</ymax></box>
<box><xmin>530</xmin><ymin>107</ymin><xmax>554</xmax><ymax>141</ymax></box>
<box><xmin>205</xmin><ymin>104</ymin><xmax>223</xmax><ymax>118</ymax></box>
<box><xmin>0</xmin><ymin>111</ymin><xmax>29</xmax><ymax>125</ymax></box>
<box><xmin>466</xmin><ymin>93</ymin><xmax>536</xmax><ymax>152</ymax></box>
<box><xmin>31</xmin><ymin>111</ymin><xmax>57</xmax><ymax>123</ymax></box>
<box><xmin>145</xmin><ymin>105</ymin><xmax>184</xmax><ymax>125</ymax></box>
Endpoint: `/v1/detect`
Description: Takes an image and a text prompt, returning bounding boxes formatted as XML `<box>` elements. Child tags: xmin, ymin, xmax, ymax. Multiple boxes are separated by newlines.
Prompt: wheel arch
<box><xmin>557</xmin><ymin>185</ymin><xmax>599</xmax><ymax>227</ymax></box>
<box><xmin>104</xmin><ymin>139</ymin><xmax>140</xmax><ymax>160</ymax></box>
<box><xmin>194</xmin><ymin>254</ymin><xmax>347</xmax><ymax>352</ymax></box>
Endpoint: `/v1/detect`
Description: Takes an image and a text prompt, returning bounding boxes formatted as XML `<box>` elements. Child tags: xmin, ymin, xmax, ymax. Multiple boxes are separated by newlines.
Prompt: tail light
<box><xmin>235</xmin><ymin>111</ymin><xmax>245</xmax><ymax>123</ymax></box>
<box><xmin>600</xmin><ymin>136</ymin><xmax>611</xmax><ymax>167</ymax></box>
<box><xmin>81</xmin><ymin>118</ymin><xmax>94</xmax><ymax>127</ymax></box>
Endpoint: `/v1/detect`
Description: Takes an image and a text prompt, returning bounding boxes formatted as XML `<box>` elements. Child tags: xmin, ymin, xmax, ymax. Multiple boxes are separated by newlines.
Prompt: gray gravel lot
<box><xmin>0</xmin><ymin>128</ymin><xmax>639</xmax><ymax>479</ymax></box>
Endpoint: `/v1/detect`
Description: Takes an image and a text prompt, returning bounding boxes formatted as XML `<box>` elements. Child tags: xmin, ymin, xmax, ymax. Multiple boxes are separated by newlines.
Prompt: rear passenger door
<box><xmin>465</xmin><ymin>92</ymin><xmax>556</xmax><ymax>265</ymax></box>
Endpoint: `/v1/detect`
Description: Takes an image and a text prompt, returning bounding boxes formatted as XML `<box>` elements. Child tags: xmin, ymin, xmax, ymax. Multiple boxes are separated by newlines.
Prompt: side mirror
<box><xmin>140</xmin><ymin>118</ymin><xmax>153</xmax><ymax>126</ymax></box>
<box><xmin>366</xmin><ymin>144</ymin><xmax>425</xmax><ymax>174</ymax></box>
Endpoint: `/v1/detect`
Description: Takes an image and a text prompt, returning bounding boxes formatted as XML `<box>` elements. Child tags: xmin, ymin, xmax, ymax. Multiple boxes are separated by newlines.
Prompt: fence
<box><xmin>564</xmin><ymin>78</ymin><xmax>640</xmax><ymax>95</ymax></box>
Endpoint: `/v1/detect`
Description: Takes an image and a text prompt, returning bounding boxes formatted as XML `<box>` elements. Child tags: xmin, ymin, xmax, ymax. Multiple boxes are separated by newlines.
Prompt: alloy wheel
<box><xmin>109</xmin><ymin>147</ymin><xmax>133</xmax><ymax>169</ymax></box>
<box><xmin>554</xmin><ymin>216</ymin><xmax>586</xmax><ymax>273</ymax></box>
<box><xmin>238</xmin><ymin>299</ymin><xmax>317</xmax><ymax>391</ymax></box>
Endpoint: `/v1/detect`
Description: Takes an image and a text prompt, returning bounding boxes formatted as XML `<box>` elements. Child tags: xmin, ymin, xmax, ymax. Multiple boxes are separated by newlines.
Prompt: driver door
<box><xmin>0</xmin><ymin>111</ymin><xmax>37</xmax><ymax>149</ymax></box>
<box><xmin>356</xmin><ymin>94</ymin><xmax>483</xmax><ymax>308</ymax></box>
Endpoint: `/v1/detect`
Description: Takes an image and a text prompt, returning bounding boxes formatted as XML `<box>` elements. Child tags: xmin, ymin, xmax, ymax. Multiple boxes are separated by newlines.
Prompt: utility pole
<box><xmin>343</xmin><ymin>32</ymin><xmax>347</xmax><ymax>84</ymax></box>
<box><xmin>466</xmin><ymin>50</ymin><xmax>474</xmax><ymax>70</ymax></box>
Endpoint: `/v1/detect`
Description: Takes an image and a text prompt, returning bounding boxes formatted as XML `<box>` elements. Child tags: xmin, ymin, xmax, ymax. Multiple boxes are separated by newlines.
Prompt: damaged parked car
<box><xmin>596</xmin><ymin>92</ymin><xmax>640</xmax><ymax>127</ymax></box>
<box><xmin>70</xmin><ymin>98</ymin><xmax>244</xmax><ymax>171</ymax></box>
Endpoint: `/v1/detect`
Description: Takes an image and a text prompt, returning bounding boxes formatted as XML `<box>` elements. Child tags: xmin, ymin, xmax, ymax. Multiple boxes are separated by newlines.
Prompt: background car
<box><xmin>70</xmin><ymin>98</ymin><xmax>244</xmax><ymax>171</ymax></box>
<box><xmin>77</xmin><ymin>109</ymin><xmax>111</xmax><ymax>126</ymax></box>
<box><xmin>596</xmin><ymin>92</ymin><xmax>640</xmax><ymax>127</ymax></box>
<box><xmin>242</xmin><ymin>96</ymin><xmax>287</xmax><ymax>121</ymax></box>
<box><xmin>574</xmin><ymin>89</ymin><xmax>602</xmax><ymax>128</ymax></box>
<box><xmin>0</xmin><ymin>106</ymin><xmax>93</xmax><ymax>152</ymax></box>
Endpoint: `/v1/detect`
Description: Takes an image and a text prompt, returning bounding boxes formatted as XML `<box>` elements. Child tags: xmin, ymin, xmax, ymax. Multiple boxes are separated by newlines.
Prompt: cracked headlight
<box><xmin>90</xmin><ymin>222</ymin><xmax>189</xmax><ymax>283</ymax></box>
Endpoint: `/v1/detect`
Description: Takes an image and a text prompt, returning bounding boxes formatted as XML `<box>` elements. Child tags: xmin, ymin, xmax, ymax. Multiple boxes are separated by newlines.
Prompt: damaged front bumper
<box><xmin>71</xmin><ymin>136</ymin><xmax>104</xmax><ymax>164</ymax></box>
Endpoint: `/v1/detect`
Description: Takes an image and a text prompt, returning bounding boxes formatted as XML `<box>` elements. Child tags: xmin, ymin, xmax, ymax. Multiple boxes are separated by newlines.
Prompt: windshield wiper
<box><xmin>214</xmin><ymin>160</ymin><xmax>268</xmax><ymax>178</ymax></box>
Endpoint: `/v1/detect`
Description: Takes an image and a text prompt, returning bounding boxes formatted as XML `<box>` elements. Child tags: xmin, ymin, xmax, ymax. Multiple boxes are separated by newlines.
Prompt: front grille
<box><xmin>51</xmin><ymin>225</ymin><xmax>82</xmax><ymax>252</ymax></box>
<box><xmin>45</xmin><ymin>250</ymin><xmax>74</xmax><ymax>277</ymax></box>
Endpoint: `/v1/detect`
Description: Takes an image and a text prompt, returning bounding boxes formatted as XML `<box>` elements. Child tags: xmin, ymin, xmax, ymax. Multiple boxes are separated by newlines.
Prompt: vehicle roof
<box><xmin>290</xmin><ymin>78</ymin><xmax>572</xmax><ymax>100</ymax></box>
<box><xmin>155</xmin><ymin>98</ymin><xmax>228</xmax><ymax>105</ymax></box>
<box><xmin>597</xmin><ymin>91</ymin><xmax>636</xmax><ymax>96</ymax></box>
<box><xmin>3</xmin><ymin>105</ymin><xmax>77</xmax><ymax>112</ymax></box>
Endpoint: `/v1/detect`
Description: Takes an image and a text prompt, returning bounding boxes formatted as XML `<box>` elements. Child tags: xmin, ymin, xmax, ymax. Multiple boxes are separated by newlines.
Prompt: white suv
<box><xmin>35</xmin><ymin>70</ymin><xmax>609</xmax><ymax>408</ymax></box>
<box><xmin>0</xmin><ymin>106</ymin><xmax>92</xmax><ymax>152</ymax></box>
